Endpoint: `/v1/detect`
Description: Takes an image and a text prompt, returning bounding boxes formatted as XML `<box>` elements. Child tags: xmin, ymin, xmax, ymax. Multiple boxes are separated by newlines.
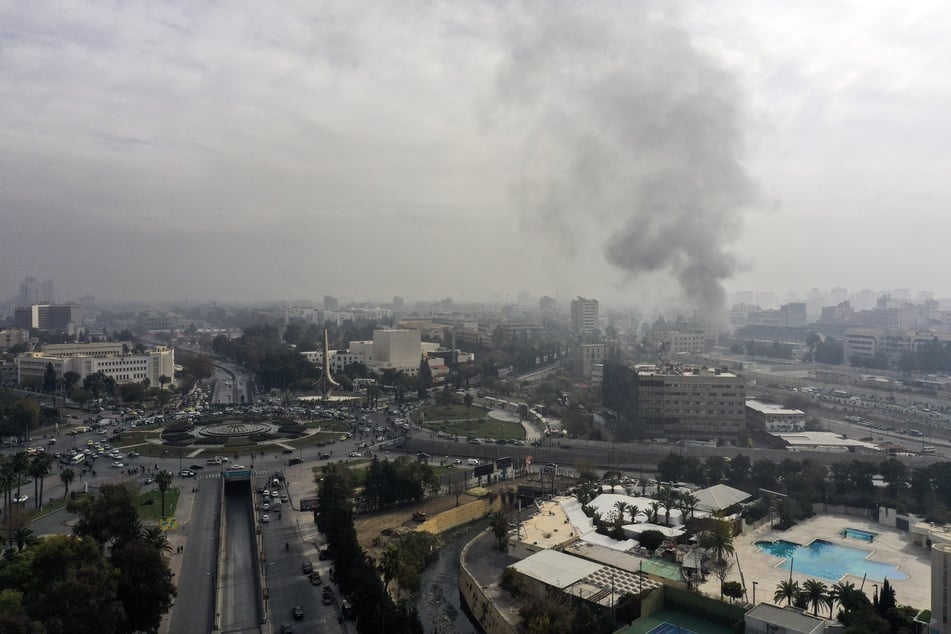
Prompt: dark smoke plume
<box><xmin>496</xmin><ymin>4</ymin><xmax>756</xmax><ymax>324</ymax></box>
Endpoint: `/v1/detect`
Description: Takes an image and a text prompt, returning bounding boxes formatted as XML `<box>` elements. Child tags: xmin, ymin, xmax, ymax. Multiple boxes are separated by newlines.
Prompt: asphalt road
<box><xmin>219</xmin><ymin>484</ymin><xmax>261</xmax><ymax>633</ymax></box>
<box><xmin>258</xmin><ymin>473</ymin><xmax>345</xmax><ymax>634</ymax></box>
<box><xmin>167</xmin><ymin>479</ymin><xmax>219</xmax><ymax>634</ymax></box>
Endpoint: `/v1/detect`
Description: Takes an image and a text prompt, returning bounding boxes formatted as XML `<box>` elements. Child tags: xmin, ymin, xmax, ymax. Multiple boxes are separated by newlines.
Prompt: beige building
<box><xmin>660</xmin><ymin>330</ymin><xmax>706</xmax><ymax>355</ymax></box>
<box><xmin>573</xmin><ymin>343</ymin><xmax>616</xmax><ymax>379</ymax></box>
<box><xmin>16</xmin><ymin>345</ymin><xmax>174</xmax><ymax>388</ymax></box>
<box><xmin>0</xmin><ymin>328</ymin><xmax>30</xmax><ymax>351</ymax></box>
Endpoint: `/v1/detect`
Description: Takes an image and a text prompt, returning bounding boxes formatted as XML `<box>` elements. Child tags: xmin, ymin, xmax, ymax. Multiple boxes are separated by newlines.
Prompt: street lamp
<box><xmin>752</xmin><ymin>580</ymin><xmax>758</xmax><ymax>605</ymax></box>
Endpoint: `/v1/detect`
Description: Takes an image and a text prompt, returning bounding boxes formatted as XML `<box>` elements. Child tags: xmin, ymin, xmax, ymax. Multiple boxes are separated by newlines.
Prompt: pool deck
<box><xmin>698</xmin><ymin>514</ymin><xmax>932</xmax><ymax>610</ymax></box>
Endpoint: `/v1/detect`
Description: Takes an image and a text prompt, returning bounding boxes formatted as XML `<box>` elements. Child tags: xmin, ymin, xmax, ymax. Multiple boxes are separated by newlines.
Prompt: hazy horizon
<box><xmin>3</xmin><ymin>2</ymin><xmax>950</xmax><ymax>311</ymax></box>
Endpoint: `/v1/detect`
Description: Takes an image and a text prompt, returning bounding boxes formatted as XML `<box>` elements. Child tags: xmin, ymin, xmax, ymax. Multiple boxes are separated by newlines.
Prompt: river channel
<box><xmin>416</xmin><ymin>519</ymin><xmax>487</xmax><ymax>634</ymax></box>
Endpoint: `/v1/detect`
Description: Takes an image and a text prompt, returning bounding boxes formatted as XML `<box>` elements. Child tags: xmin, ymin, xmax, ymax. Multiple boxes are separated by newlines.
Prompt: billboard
<box><xmin>299</xmin><ymin>497</ymin><xmax>319</xmax><ymax>512</ymax></box>
<box><xmin>474</xmin><ymin>463</ymin><xmax>495</xmax><ymax>478</ymax></box>
<box><xmin>496</xmin><ymin>457</ymin><xmax>512</xmax><ymax>470</ymax></box>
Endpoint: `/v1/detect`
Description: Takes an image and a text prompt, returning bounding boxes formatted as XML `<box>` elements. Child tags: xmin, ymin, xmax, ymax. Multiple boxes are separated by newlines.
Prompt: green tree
<box><xmin>59</xmin><ymin>467</ymin><xmax>76</xmax><ymax>498</ymax></box>
<box><xmin>42</xmin><ymin>363</ymin><xmax>58</xmax><ymax>394</ymax></box>
<box><xmin>802</xmin><ymin>579</ymin><xmax>830</xmax><ymax>616</ymax></box>
<box><xmin>111</xmin><ymin>538</ymin><xmax>176</xmax><ymax>633</ymax></box>
<box><xmin>10</xmin><ymin>451</ymin><xmax>30</xmax><ymax>501</ymax></box>
<box><xmin>12</xmin><ymin>401</ymin><xmax>40</xmax><ymax>443</ymax></box>
<box><xmin>28</xmin><ymin>453</ymin><xmax>53</xmax><ymax>510</ymax></box>
<box><xmin>72</xmin><ymin>483</ymin><xmax>142</xmax><ymax>551</ymax></box>
<box><xmin>463</xmin><ymin>392</ymin><xmax>474</xmax><ymax>422</ymax></box>
<box><xmin>491</xmin><ymin>511</ymin><xmax>509</xmax><ymax>551</ymax></box>
<box><xmin>705</xmin><ymin>519</ymin><xmax>735</xmax><ymax>565</ymax></box>
<box><xmin>417</xmin><ymin>358</ymin><xmax>433</xmax><ymax>389</ymax></box>
<box><xmin>155</xmin><ymin>470</ymin><xmax>173</xmax><ymax>518</ymax></box>
<box><xmin>722</xmin><ymin>580</ymin><xmax>743</xmax><ymax>603</ymax></box>
<box><xmin>22</xmin><ymin>534</ymin><xmax>125</xmax><ymax>634</ymax></box>
<box><xmin>63</xmin><ymin>371</ymin><xmax>82</xmax><ymax>393</ymax></box>
<box><xmin>774</xmin><ymin>579</ymin><xmax>800</xmax><ymax>607</ymax></box>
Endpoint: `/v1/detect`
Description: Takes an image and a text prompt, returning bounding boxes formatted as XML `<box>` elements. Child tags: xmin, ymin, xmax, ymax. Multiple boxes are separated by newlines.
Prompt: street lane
<box><xmin>219</xmin><ymin>483</ymin><xmax>261</xmax><ymax>633</ymax></box>
<box><xmin>167</xmin><ymin>479</ymin><xmax>219</xmax><ymax>634</ymax></box>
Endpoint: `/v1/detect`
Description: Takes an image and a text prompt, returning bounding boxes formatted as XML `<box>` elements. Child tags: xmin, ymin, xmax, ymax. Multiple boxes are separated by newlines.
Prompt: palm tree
<box><xmin>11</xmin><ymin>526</ymin><xmax>36</xmax><ymax>552</ymax></box>
<box><xmin>613</xmin><ymin>500</ymin><xmax>630</xmax><ymax>526</ymax></box>
<box><xmin>678</xmin><ymin>492</ymin><xmax>700</xmax><ymax>521</ymax></box>
<box><xmin>649</xmin><ymin>501</ymin><xmax>661</xmax><ymax>524</ymax></box>
<box><xmin>707</xmin><ymin>519</ymin><xmax>735</xmax><ymax>565</ymax></box>
<box><xmin>29</xmin><ymin>453</ymin><xmax>53</xmax><ymax>509</ymax></box>
<box><xmin>156</xmin><ymin>470</ymin><xmax>174</xmax><ymax>518</ymax></box>
<box><xmin>0</xmin><ymin>464</ymin><xmax>15</xmax><ymax>516</ymax></box>
<box><xmin>142</xmin><ymin>526</ymin><xmax>172</xmax><ymax>553</ymax></box>
<box><xmin>801</xmin><ymin>579</ymin><xmax>830</xmax><ymax>616</ymax></box>
<box><xmin>627</xmin><ymin>505</ymin><xmax>640</xmax><ymax>523</ymax></box>
<box><xmin>10</xmin><ymin>451</ymin><xmax>29</xmax><ymax>501</ymax></box>
<box><xmin>60</xmin><ymin>467</ymin><xmax>75</xmax><ymax>498</ymax></box>
<box><xmin>828</xmin><ymin>581</ymin><xmax>850</xmax><ymax>618</ymax></box>
<box><xmin>773</xmin><ymin>579</ymin><xmax>800</xmax><ymax>607</ymax></box>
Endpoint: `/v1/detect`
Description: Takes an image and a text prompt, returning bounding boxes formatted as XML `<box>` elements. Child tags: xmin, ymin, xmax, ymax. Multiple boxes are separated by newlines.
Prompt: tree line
<box><xmin>0</xmin><ymin>482</ymin><xmax>176</xmax><ymax>634</ymax></box>
<box><xmin>315</xmin><ymin>464</ymin><xmax>423</xmax><ymax>633</ymax></box>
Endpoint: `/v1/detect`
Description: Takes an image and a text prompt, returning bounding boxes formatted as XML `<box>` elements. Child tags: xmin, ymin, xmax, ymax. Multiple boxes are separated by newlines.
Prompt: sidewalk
<box><xmin>158</xmin><ymin>480</ymin><xmax>200</xmax><ymax>634</ymax></box>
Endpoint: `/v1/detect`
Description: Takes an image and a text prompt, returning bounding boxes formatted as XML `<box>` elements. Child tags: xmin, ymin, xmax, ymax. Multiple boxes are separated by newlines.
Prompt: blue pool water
<box><xmin>840</xmin><ymin>527</ymin><xmax>877</xmax><ymax>542</ymax></box>
<box><xmin>755</xmin><ymin>539</ymin><xmax>909</xmax><ymax>582</ymax></box>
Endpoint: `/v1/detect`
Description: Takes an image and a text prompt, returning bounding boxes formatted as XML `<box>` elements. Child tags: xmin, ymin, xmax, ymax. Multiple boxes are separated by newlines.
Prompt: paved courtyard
<box><xmin>698</xmin><ymin>514</ymin><xmax>932</xmax><ymax>611</ymax></box>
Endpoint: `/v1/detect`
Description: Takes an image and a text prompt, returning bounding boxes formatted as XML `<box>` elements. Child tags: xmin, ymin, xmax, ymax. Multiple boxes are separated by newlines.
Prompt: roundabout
<box><xmin>197</xmin><ymin>421</ymin><xmax>276</xmax><ymax>438</ymax></box>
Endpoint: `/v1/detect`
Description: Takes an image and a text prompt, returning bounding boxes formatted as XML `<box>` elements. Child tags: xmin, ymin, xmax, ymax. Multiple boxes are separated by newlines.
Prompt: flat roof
<box><xmin>746</xmin><ymin>604</ymin><xmax>827</xmax><ymax>631</ymax></box>
<box><xmin>509</xmin><ymin>549</ymin><xmax>602</xmax><ymax>589</ymax></box>
<box><xmin>746</xmin><ymin>399</ymin><xmax>804</xmax><ymax>415</ymax></box>
<box><xmin>775</xmin><ymin>431</ymin><xmax>879</xmax><ymax>449</ymax></box>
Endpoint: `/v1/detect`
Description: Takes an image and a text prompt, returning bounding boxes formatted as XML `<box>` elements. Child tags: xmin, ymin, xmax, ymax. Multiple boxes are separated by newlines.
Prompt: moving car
<box><xmin>179</xmin><ymin>469</ymin><xmax>195</xmax><ymax>477</ymax></box>
<box><xmin>261</xmin><ymin>514</ymin><xmax>270</xmax><ymax>523</ymax></box>
<box><xmin>292</xmin><ymin>606</ymin><xmax>304</xmax><ymax>620</ymax></box>
<box><xmin>111</xmin><ymin>461</ymin><xmax>125</xmax><ymax>468</ymax></box>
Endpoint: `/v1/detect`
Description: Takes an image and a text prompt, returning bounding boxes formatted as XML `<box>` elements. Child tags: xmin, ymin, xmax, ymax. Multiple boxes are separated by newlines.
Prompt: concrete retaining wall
<box><xmin>416</xmin><ymin>495</ymin><xmax>504</xmax><ymax>535</ymax></box>
<box><xmin>458</xmin><ymin>538</ymin><xmax>518</xmax><ymax>634</ymax></box>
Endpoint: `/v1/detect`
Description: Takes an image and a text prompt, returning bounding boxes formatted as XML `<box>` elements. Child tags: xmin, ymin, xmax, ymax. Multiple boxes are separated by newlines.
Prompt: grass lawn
<box><xmin>415</xmin><ymin>403</ymin><xmax>485</xmax><ymax>422</ymax></box>
<box><xmin>425</xmin><ymin>419</ymin><xmax>526</xmax><ymax>441</ymax></box>
<box><xmin>24</xmin><ymin>496</ymin><xmax>68</xmax><ymax>520</ymax></box>
<box><xmin>284</xmin><ymin>431</ymin><xmax>348</xmax><ymax>449</ymax></box>
<box><xmin>139</xmin><ymin>487</ymin><xmax>181</xmax><ymax>523</ymax></box>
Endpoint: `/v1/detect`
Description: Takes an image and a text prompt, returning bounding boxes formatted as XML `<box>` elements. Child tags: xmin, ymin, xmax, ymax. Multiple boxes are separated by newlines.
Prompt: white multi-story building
<box><xmin>16</xmin><ymin>346</ymin><xmax>174</xmax><ymax>388</ymax></box>
<box><xmin>843</xmin><ymin>328</ymin><xmax>951</xmax><ymax>363</ymax></box>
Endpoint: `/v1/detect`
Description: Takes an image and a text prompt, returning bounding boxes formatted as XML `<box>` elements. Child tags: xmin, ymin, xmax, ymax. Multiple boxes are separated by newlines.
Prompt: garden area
<box><xmin>138</xmin><ymin>487</ymin><xmax>181</xmax><ymax>522</ymax></box>
<box><xmin>425</xmin><ymin>418</ymin><xmax>526</xmax><ymax>441</ymax></box>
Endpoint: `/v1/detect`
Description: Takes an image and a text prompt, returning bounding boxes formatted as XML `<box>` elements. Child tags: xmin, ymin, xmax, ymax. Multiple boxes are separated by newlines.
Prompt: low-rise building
<box><xmin>16</xmin><ymin>345</ymin><xmax>174</xmax><ymax>388</ymax></box>
<box><xmin>745</xmin><ymin>604</ymin><xmax>830</xmax><ymax>634</ymax></box>
<box><xmin>746</xmin><ymin>399</ymin><xmax>806</xmax><ymax>432</ymax></box>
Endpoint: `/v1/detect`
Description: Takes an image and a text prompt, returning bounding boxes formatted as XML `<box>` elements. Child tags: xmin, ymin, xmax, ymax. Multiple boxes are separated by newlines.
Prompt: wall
<box><xmin>458</xmin><ymin>539</ymin><xmax>518</xmax><ymax>633</ymax></box>
<box><xmin>415</xmin><ymin>495</ymin><xmax>503</xmax><ymax>535</ymax></box>
<box><xmin>812</xmin><ymin>503</ymin><xmax>872</xmax><ymax>519</ymax></box>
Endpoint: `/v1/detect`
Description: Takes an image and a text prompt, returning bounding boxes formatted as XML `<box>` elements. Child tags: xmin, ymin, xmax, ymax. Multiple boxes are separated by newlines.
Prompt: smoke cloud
<box><xmin>495</xmin><ymin>4</ymin><xmax>756</xmax><ymax>324</ymax></box>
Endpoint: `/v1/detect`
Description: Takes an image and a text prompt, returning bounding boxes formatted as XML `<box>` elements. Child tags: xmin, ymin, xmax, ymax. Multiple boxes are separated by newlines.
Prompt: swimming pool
<box><xmin>840</xmin><ymin>527</ymin><xmax>877</xmax><ymax>542</ymax></box>
<box><xmin>755</xmin><ymin>539</ymin><xmax>909</xmax><ymax>582</ymax></box>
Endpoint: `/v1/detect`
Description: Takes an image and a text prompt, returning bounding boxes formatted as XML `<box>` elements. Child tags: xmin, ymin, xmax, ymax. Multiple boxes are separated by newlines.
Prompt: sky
<box><xmin>2</xmin><ymin>1</ymin><xmax>950</xmax><ymax>313</ymax></box>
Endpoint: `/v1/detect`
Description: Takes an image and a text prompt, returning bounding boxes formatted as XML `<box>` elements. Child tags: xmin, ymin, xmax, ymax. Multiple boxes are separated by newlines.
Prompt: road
<box><xmin>257</xmin><ymin>473</ymin><xmax>344</xmax><ymax>633</ymax></box>
<box><xmin>219</xmin><ymin>483</ymin><xmax>261</xmax><ymax>633</ymax></box>
<box><xmin>167</xmin><ymin>479</ymin><xmax>219</xmax><ymax>634</ymax></box>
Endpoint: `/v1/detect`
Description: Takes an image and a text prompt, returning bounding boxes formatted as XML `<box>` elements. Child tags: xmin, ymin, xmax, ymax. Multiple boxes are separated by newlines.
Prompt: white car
<box><xmin>261</xmin><ymin>514</ymin><xmax>270</xmax><ymax>523</ymax></box>
<box><xmin>271</xmin><ymin>491</ymin><xmax>279</xmax><ymax>499</ymax></box>
<box><xmin>13</xmin><ymin>494</ymin><xmax>28</xmax><ymax>504</ymax></box>
<box><xmin>262</xmin><ymin>490</ymin><xmax>270</xmax><ymax>498</ymax></box>
<box><xmin>228</xmin><ymin>464</ymin><xmax>245</xmax><ymax>470</ymax></box>
<box><xmin>348</xmin><ymin>451</ymin><xmax>362</xmax><ymax>458</ymax></box>
<box><xmin>262</xmin><ymin>502</ymin><xmax>271</xmax><ymax>511</ymax></box>
<box><xmin>111</xmin><ymin>461</ymin><xmax>125</xmax><ymax>468</ymax></box>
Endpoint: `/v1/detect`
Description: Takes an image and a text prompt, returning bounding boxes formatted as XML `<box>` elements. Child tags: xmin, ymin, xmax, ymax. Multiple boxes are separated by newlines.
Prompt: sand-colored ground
<box><xmin>699</xmin><ymin>514</ymin><xmax>932</xmax><ymax>611</ymax></box>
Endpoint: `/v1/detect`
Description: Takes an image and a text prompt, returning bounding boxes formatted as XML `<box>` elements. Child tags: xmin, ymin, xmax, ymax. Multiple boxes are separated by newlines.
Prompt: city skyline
<box><xmin>2</xmin><ymin>2</ymin><xmax>950</xmax><ymax>309</ymax></box>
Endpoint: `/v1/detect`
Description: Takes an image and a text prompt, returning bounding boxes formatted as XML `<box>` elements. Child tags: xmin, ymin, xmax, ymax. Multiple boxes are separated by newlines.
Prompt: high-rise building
<box><xmin>570</xmin><ymin>297</ymin><xmax>599</xmax><ymax>335</ymax></box>
<box><xmin>19</xmin><ymin>277</ymin><xmax>39</xmax><ymax>306</ymax></box>
<box><xmin>323</xmin><ymin>295</ymin><xmax>338</xmax><ymax>310</ymax></box>
<box><xmin>13</xmin><ymin>304</ymin><xmax>82</xmax><ymax>333</ymax></box>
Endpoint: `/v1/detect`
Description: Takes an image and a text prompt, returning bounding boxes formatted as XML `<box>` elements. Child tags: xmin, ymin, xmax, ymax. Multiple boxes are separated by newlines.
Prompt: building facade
<box><xmin>573</xmin><ymin>343</ymin><xmax>616</xmax><ymax>379</ymax></box>
<box><xmin>932</xmin><ymin>543</ymin><xmax>951</xmax><ymax>633</ymax></box>
<box><xmin>603</xmin><ymin>363</ymin><xmax>746</xmax><ymax>441</ymax></box>
<box><xmin>746</xmin><ymin>400</ymin><xmax>806</xmax><ymax>432</ymax></box>
<box><xmin>0</xmin><ymin>328</ymin><xmax>29</xmax><ymax>351</ymax></box>
<box><xmin>16</xmin><ymin>346</ymin><xmax>174</xmax><ymax>388</ymax></box>
<box><xmin>14</xmin><ymin>304</ymin><xmax>82</xmax><ymax>333</ymax></box>
<box><xmin>570</xmin><ymin>297</ymin><xmax>599</xmax><ymax>335</ymax></box>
